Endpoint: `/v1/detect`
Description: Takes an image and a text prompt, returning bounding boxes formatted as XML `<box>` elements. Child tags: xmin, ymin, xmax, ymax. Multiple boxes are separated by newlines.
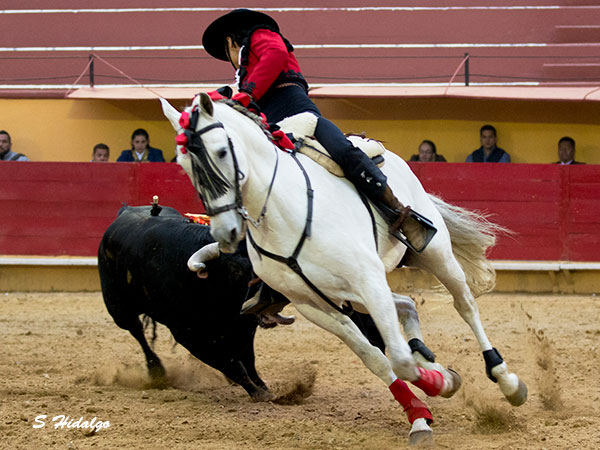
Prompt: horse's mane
<box><xmin>181</xmin><ymin>98</ymin><xmax>276</xmax><ymax>203</ymax></box>
<box><xmin>216</xmin><ymin>99</ymin><xmax>274</xmax><ymax>142</ymax></box>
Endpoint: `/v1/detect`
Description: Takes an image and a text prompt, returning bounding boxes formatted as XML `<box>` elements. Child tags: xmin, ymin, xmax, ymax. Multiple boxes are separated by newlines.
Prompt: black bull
<box><xmin>98</xmin><ymin>205</ymin><xmax>384</xmax><ymax>401</ymax></box>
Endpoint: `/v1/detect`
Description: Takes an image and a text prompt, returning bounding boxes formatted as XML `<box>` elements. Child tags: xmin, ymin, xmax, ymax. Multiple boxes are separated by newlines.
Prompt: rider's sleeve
<box><xmin>240</xmin><ymin>29</ymin><xmax>289</xmax><ymax>101</ymax></box>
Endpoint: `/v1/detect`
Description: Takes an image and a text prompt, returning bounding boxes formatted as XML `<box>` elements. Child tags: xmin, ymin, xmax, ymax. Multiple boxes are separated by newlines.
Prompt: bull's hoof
<box><xmin>505</xmin><ymin>379</ymin><xmax>528</xmax><ymax>406</ymax></box>
<box><xmin>148</xmin><ymin>364</ymin><xmax>168</xmax><ymax>389</ymax></box>
<box><xmin>147</xmin><ymin>376</ymin><xmax>169</xmax><ymax>389</ymax></box>
<box><xmin>440</xmin><ymin>368</ymin><xmax>462</xmax><ymax>399</ymax></box>
<box><xmin>250</xmin><ymin>388</ymin><xmax>273</xmax><ymax>403</ymax></box>
<box><xmin>409</xmin><ymin>418</ymin><xmax>433</xmax><ymax>447</ymax></box>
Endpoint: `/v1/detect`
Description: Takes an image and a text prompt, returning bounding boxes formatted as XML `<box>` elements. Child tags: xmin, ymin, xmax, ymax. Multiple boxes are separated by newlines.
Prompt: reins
<box><xmin>185</xmin><ymin>118</ymin><xmax>275</xmax><ymax>224</ymax></box>
<box><xmin>186</xmin><ymin>111</ymin><xmax>353</xmax><ymax>316</ymax></box>
<box><xmin>238</xmin><ymin>145</ymin><xmax>279</xmax><ymax>228</ymax></box>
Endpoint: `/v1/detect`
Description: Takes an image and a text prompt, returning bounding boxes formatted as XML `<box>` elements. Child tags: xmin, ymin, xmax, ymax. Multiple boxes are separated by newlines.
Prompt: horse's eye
<box><xmin>217</xmin><ymin>149</ymin><xmax>227</xmax><ymax>159</ymax></box>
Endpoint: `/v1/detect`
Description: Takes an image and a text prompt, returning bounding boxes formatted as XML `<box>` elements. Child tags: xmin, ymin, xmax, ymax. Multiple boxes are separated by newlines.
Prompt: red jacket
<box><xmin>238</xmin><ymin>28</ymin><xmax>308</xmax><ymax>101</ymax></box>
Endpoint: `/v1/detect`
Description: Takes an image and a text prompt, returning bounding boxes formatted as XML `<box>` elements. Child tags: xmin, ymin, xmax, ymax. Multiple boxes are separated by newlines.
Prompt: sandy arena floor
<box><xmin>1</xmin><ymin>291</ymin><xmax>599</xmax><ymax>449</ymax></box>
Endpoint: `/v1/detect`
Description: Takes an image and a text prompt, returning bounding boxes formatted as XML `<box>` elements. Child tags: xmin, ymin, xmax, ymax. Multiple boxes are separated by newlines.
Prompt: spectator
<box><xmin>0</xmin><ymin>130</ymin><xmax>29</xmax><ymax>161</ymax></box>
<box><xmin>409</xmin><ymin>140</ymin><xmax>447</xmax><ymax>162</ymax></box>
<box><xmin>465</xmin><ymin>125</ymin><xmax>510</xmax><ymax>163</ymax></box>
<box><xmin>91</xmin><ymin>143</ymin><xmax>110</xmax><ymax>162</ymax></box>
<box><xmin>555</xmin><ymin>136</ymin><xmax>584</xmax><ymax>165</ymax></box>
<box><xmin>117</xmin><ymin>128</ymin><xmax>165</xmax><ymax>162</ymax></box>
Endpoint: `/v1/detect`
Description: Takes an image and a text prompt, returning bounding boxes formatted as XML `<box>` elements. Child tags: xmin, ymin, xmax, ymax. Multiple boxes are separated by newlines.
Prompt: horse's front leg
<box><xmin>293</xmin><ymin>301</ymin><xmax>434</xmax><ymax>446</ymax></box>
<box><xmin>435</xmin><ymin>259</ymin><xmax>528</xmax><ymax>406</ymax></box>
<box><xmin>351</xmin><ymin>283</ymin><xmax>460</xmax><ymax>402</ymax></box>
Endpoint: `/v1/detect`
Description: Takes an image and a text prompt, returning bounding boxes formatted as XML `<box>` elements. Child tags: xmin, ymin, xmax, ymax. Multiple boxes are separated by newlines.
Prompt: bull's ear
<box><xmin>160</xmin><ymin>98</ymin><xmax>181</xmax><ymax>131</ymax></box>
<box><xmin>199</xmin><ymin>92</ymin><xmax>214</xmax><ymax>117</ymax></box>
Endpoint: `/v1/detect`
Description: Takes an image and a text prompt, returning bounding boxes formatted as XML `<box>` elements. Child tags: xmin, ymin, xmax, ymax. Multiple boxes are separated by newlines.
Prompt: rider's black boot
<box><xmin>241</xmin><ymin>283</ymin><xmax>295</xmax><ymax>327</ymax></box>
<box><xmin>378</xmin><ymin>185</ymin><xmax>437</xmax><ymax>253</ymax></box>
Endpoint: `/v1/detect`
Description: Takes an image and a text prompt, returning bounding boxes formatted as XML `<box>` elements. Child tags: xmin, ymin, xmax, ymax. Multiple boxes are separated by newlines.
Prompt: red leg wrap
<box><xmin>411</xmin><ymin>367</ymin><xmax>444</xmax><ymax>397</ymax></box>
<box><xmin>389</xmin><ymin>379</ymin><xmax>433</xmax><ymax>424</ymax></box>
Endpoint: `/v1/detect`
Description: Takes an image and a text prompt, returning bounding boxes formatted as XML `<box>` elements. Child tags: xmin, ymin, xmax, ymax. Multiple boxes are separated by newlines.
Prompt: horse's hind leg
<box><xmin>392</xmin><ymin>293</ymin><xmax>461</xmax><ymax>390</ymax></box>
<box><xmin>392</xmin><ymin>293</ymin><xmax>435</xmax><ymax>361</ymax></box>
<box><xmin>355</xmin><ymin>294</ymin><xmax>436</xmax><ymax>360</ymax></box>
<box><xmin>392</xmin><ymin>293</ymin><xmax>462</xmax><ymax>398</ymax></box>
<box><xmin>417</xmin><ymin>253</ymin><xmax>527</xmax><ymax>406</ymax></box>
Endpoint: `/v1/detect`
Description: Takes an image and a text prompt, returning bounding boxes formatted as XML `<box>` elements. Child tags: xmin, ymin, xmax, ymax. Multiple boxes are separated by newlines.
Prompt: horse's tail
<box><xmin>429</xmin><ymin>194</ymin><xmax>510</xmax><ymax>297</ymax></box>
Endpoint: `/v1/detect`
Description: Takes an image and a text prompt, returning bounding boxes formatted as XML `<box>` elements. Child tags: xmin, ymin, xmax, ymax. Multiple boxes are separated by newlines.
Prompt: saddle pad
<box><xmin>277</xmin><ymin>113</ymin><xmax>386</xmax><ymax>177</ymax></box>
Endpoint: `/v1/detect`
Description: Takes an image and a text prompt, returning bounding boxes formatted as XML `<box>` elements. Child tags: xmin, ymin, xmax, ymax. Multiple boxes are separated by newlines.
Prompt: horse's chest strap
<box><xmin>247</xmin><ymin>231</ymin><xmax>352</xmax><ymax>316</ymax></box>
<box><xmin>246</xmin><ymin>151</ymin><xmax>352</xmax><ymax>316</ymax></box>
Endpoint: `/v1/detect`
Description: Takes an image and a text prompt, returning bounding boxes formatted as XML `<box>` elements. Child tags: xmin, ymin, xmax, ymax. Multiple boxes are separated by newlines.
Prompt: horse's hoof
<box><xmin>440</xmin><ymin>368</ymin><xmax>462</xmax><ymax>399</ymax></box>
<box><xmin>409</xmin><ymin>418</ymin><xmax>433</xmax><ymax>446</ymax></box>
<box><xmin>505</xmin><ymin>379</ymin><xmax>528</xmax><ymax>406</ymax></box>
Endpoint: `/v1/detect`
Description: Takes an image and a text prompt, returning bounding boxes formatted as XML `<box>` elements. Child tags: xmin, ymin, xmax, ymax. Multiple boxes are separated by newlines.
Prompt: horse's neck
<box><xmin>216</xmin><ymin>105</ymin><xmax>282</xmax><ymax>218</ymax></box>
<box><xmin>216</xmin><ymin>106</ymin><xmax>310</xmax><ymax>247</ymax></box>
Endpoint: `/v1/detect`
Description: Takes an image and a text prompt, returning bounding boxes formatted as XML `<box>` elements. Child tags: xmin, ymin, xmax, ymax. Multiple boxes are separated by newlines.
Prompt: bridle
<box><xmin>182</xmin><ymin>103</ymin><xmax>355</xmax><ymax>316</ymax></box>
<box><xmin>182</xmin><ymin>109</ymin><xmax>279</xmax><ymax>228</ymax></box>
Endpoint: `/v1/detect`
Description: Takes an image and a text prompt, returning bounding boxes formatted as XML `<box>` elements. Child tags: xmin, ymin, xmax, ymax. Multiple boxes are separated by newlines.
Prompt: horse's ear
<box><xmin>160</xmin><ymin>98</ymin><xmax>181</xmax><ymax>132</ymax></box>
<box><xmin>199</xmin><ymin>93</ymin><xmax>214</xmax><ymax>117</ymax></box>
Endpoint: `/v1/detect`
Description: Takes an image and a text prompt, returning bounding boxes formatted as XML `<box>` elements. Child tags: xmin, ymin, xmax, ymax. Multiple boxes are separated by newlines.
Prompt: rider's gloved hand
<box><xmin>232</xmin><ymin>91</ymin><xmax>260</xmax><ymax>114</ymax></box>
<box><xmin>232</xmin><ymin>91</ymin><xmax>252</xmax><ymax>106</ymax></box>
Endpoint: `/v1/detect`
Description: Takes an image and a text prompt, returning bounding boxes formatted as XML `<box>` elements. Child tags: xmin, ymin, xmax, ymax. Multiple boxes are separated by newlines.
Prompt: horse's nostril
<box><xmin>230</xmin><ymin>228</ymin><xmax>237</xmax><ymax>243</ymax></box>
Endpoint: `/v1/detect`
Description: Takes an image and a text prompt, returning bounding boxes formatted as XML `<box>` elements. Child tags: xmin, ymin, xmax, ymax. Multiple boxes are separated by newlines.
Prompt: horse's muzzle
<box><xmin>211</xmin><ymin>226</ymin><xmax>240</xmax><ymax>253</ymax></box>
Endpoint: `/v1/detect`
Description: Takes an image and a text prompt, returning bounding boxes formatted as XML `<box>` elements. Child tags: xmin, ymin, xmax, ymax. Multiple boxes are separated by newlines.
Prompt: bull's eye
<box><xmin>217</xmin><ymin>149</ymin><xmax>227</xmax><ymax>159</ymax></box>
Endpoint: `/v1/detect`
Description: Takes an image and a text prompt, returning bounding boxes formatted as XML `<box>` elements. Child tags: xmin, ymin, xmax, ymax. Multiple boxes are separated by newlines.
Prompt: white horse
<box><xmin>161</xmin><ymin>94</ymin><xmax>527</xmax><ymax>445</ymax></box>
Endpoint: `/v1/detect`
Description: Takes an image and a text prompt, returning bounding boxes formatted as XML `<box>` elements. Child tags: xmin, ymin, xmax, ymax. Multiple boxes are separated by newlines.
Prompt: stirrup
<box><xmin>375</xmin><ymin>201</ymin><xmax>438</xmax><ymax>253</ymax></box>
<box><xmin>391</xmin><ymin>209</ymin><xmax>438</xmax><ymax>253</ymax></box>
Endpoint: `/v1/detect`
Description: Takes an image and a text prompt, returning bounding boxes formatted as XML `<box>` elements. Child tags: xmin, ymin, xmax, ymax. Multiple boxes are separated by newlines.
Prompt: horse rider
<box><xmin>202</xmin><ymin>9</ymin><xmax>433</xmax><ymax>243</ymax></box>
<box><xmin>201</xmin><ymin>9</ymin><xmax>434</xmax><ymax>315</ymax></box>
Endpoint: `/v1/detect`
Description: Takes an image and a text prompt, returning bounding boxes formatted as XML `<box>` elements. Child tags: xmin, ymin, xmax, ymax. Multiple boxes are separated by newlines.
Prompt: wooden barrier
<box><xmin>412</xmin><ymin>163</ymin><xmax>600</xmax><ymax>262</ymax></box>
<box><xmin>1</xmin><ymin>162</ymin><xmax>599</xmax><ymax>262</ymax></box>
<box><xmin>0</xmin><ymin>162</ymin><xmax>202</xmax><ymax>256</ymax></box>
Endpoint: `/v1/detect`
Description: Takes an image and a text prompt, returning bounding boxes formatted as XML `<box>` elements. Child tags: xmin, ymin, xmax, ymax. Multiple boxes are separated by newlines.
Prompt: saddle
<box><xmin>276</xmin><ymin>112</ymin><xmax>386</xmax><ymax>176</ymax></box>
<box><xmin>276</xmin><ymin>112</ymin><xmax>437</xmax><ymax>253</ymax></box>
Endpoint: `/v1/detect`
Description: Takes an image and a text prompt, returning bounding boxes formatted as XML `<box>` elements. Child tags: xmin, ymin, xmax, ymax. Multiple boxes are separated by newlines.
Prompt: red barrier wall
<box><xmin>412</xmin><ymin>163</ymin><xmax>600</xmax><ymax>261</ymax></box>
<box><xmin>0</xmin><ymin>162</ymin><xmax>202</xmax><ymax>257</ymax></box>
<box><xmin>1</xmin><ymin>162</ymin><xmax>598</xmax><ymax>261</ymax></box>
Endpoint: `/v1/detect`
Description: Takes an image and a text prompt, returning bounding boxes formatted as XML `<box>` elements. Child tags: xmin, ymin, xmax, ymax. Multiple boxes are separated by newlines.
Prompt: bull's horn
<box><xmin>160</xmin><ymin>98</ymin><xmax>181</xmax><ymax>132</ymax></box>
<box><xmin>187</xmin><ymin>242</ymin><xmax>221</xmax><ymax>272</ymax></box>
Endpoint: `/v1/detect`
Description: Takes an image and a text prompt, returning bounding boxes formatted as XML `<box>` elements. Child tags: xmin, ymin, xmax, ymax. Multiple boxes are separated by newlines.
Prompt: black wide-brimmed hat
<box><xmin>202</xmin><ymin>9</ymin><xmax>279</xmax><ymax>61</ymax></box>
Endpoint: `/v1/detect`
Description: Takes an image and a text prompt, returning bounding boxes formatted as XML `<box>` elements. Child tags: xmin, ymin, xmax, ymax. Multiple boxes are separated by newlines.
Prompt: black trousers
<box><xmin>258</xmin><ymin>85</ymin><xmax>387</xmax><ymax>201</ymax></box>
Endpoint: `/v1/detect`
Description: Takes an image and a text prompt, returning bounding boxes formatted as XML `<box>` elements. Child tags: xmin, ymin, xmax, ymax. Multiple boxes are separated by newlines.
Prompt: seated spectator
<box><xmin>0</xmin><ymin>130</ymin><xmax>29</xmax><ymax>161</ymax></box>
<box><xmin>117</xmin><ymin>128</ymin><xmax>165</xmax><ymax>162</ymax></box>
<box><xmin>465</xmin><ymin>124</ymin><xmax>510</xmax><ymax>163</ymax></box>
<box><xmin>409</xmin><ymin>140</ymin><xmax>447</xmax><ymax>162</ymax></box>
<box><xmin>555</xmin><ymin>136</ymin><xmax>584</xmax><ymax>165</ymax></box>
<box><xmin>91</xmin><ymin>143</ymin><xmax>110</xmax><ymax>162</ymax></box>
